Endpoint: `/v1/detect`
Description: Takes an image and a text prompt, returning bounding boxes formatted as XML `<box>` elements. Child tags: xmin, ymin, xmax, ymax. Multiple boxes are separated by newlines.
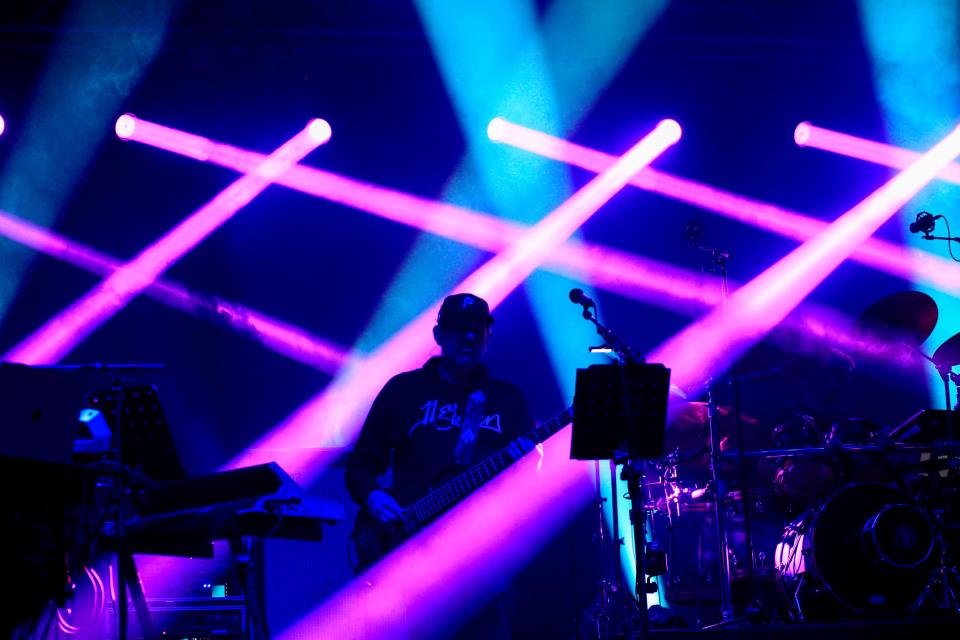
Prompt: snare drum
<box><xmin>775</xmin><ymin>482</ymin><xmax>935</xmax><ymax>619</ymax></box>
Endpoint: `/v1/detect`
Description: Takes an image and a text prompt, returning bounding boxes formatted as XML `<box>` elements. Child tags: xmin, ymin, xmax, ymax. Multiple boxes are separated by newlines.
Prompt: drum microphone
<box><xmin>909</xmin><ymin>211</ymin><xmax>940</xmax><ymax>235</ymax></box>
<box><xmin>569</xmin><ymin>288</ymin><xmax>596</xmax><ymax>310</ymax></box>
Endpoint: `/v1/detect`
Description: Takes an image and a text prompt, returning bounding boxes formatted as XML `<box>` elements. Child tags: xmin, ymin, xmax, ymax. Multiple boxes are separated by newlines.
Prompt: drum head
<box><xmin>812</xmin><ymin>483</ymin><xmax>934</xmax><ymax>612</ymax></box>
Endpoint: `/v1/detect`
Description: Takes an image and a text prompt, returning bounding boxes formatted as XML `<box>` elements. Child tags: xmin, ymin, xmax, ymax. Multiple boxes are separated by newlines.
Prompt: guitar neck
<box><xmin>407</xmin><ymin>407</ymin><xmax>572</xmax><ymax>526</ymax></box>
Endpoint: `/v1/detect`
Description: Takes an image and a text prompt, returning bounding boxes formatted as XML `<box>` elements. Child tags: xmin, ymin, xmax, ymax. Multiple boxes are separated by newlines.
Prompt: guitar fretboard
<box><xmin>406</xmin><ymin>407</ymin><xmax>572</xmax><ymax>527</ymax></box>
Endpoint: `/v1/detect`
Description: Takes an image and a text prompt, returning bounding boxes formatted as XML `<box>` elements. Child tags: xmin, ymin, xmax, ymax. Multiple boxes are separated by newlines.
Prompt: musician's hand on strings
<box><xmin>508</xmin><ymin>436</ymin><xmax>536</xmax><ymax>461</ymax></box>
<box><xmin>367</xmin><ymin>489</ymin><xmax>404</xmax><ymax>524</ymax></box>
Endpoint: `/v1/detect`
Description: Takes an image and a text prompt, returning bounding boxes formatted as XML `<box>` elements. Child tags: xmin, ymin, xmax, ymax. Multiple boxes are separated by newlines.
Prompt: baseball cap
<box><xmin>436</xmin><ymin>293</ymin><xmax>494</xmax><ymax>328</ymax></box>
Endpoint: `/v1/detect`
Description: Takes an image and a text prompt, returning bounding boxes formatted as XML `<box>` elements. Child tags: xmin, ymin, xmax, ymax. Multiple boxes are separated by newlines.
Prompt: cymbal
<box><xmin>856</xmin><ymin>291</ymin><xmax>938</xmax><ymax>348</ymax></box>
<box><xmin>665</xmin><ymin>402</ymin><xmax>763</xmax><ymax>464</ymax></box>
<box><xmin>933</xmin><ymin>331</ymin><xmax>960</xmax><ymax>369</ymax></box>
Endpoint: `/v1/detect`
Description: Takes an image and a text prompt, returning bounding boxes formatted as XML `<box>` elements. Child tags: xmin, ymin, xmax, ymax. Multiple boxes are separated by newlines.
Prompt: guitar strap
<box><xmin>454</xmin><ymin>389</ymin><xmax>486</xmax><ymax>465</ymax></box>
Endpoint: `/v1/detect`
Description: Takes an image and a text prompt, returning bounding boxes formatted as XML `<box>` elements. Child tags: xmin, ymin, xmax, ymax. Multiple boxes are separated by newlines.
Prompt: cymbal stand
<box><xmin>933</xmin><ymin>361</ymin><xmax>957</xmax><ymax>442</ymax></box>
<box><xmin>916</xmin><ymin>351</ymin><xmax>957</xmax><ymax>441</ymax></box>
<box><xmin>953</xmin><ymin>371</ymin><xmax>960</xmax><ymax>412</ymax></box>
<box><xmin>699</xmin><ymin>245</ymin><xmax>764</xmax><ymax>626</ymax></box>
<box><xmin>911</xmin><ymin>509</ymin><xmax>960</xmax><ymax>613</ymax></box>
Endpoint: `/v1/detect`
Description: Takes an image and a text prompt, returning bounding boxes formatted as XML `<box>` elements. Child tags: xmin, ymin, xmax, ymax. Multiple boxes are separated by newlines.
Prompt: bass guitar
<box><xmin>349</xmin><ymin>406</ymin><xmax>572</xmax><ymax>572</ymax></box>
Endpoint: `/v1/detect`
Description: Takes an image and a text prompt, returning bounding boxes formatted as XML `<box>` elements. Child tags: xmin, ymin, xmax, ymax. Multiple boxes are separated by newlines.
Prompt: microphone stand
<box><xmin>694</xmin><ymin>246</ymin><xmax>763</xmax><ymax>627</ymax></box>
<box><xmin>577</xmin><ymin>304</ymin><xmax>654</xmax><ymax>639</ymax></box>
<box><xmin>915</xmin><ymin>351</ymin><xmax>957</xmax><ymax>442</ymax></box>
<box><xmin>916</xmin><ymin>211</ymin><xmax>960</xmax><ymax>261</ymax></box>
<box><xmin>577</xmin><ymin>304</ymin><xmax>644</xmax><ymax>366</ymax></box>
<box><xmin>921</xmin><ymin>233</ymin><xmax>960</xmax><ymax>244</ymax></box>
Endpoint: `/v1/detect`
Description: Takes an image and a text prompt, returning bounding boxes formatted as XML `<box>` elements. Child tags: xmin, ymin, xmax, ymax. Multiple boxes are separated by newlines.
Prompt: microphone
<box><xmin>569</xmin><ymin>288</ymin><xmax>596</xmax><ymax>312</ymax></box>
<box><xmin>684</xmin><ymin>220</ymin><xmax>704</xmax><ymax>245</ymax></box>
<box><xmin>910</xmin><ymin>211</ymin><xmax>940</xmax><ymax>235</ymax></box>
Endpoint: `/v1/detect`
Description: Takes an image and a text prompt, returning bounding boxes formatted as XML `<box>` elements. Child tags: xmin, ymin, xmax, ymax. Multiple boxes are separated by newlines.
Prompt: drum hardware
<box><xmin>856</xmin><ymin>292</ymin><xmax>960</xmax><ymax>439</ymax></box>
<box><xmin>911</xmin><ymin>508</ymin><xmax>960</xmax><ymax>613</ymax></box>
<box><xmin>643</xmin><ymin>291</ymin><xmax>960</xmax><ymax>627</ymax></box>
<box><xmin>912</xmin><ymin>348</ymin><xmax>959</xmax><ymax>443</ymax></box>
<box><xmin>931</xmin><ymin>330</ymin><xmax>960</xmax><ymax>440</ymax></box>
<box><xmin>775</xmin><ymin>483</ymin><xmax>939</xmax><ymax>620</ymax></box>
<box><xmin>681</xmin><ymin>227</ymin><xmax>767</xmax><ymax>624</ymax></box>
<box><xmin>586</xmin><ymin>457</ymin><xmax>643</xmax><ymax>640</ymax></box>
<box><xmin>701</xmin><ymin>380</ymin><xmax>740</xmax><ymax>624</ymax></box>
<box><xmin>722</xmin><ymin>441</ymin><xmax>960</xmax><ymax>460</ymax></box>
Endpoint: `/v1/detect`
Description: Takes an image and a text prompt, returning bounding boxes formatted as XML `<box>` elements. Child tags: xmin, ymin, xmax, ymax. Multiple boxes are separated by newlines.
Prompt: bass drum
<box><xmin>775</xmin><ymin>483</ymin><xmax>935</xmax><ymax>619</ymax></box>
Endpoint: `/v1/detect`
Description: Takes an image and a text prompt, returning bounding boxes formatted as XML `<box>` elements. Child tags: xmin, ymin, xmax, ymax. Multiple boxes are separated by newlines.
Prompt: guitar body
<box><xmin>349</xmin><ymin>467</ymin><xmax>459</xmax><ymax>573</ymax></box>
<box><xmin>349</xmin><ymin>407</ymin><xmax>572</xmax><ymax>573</ymax></box>
<box><xmin>349</xmin><ymin>507</ymin><xmax>404</xmax><ymax>573</ymax></box>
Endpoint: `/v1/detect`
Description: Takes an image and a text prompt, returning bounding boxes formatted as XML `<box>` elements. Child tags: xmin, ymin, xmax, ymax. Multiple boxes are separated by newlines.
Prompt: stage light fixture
<box><xmin>114</xmin><ymin>113</ymin><xmax>136</xmax><ymax>140</ymax></box>
<box><xmin>308</xmin><ymin>118</ymin><xmax>333</xmax><ymax>144</ymax></box>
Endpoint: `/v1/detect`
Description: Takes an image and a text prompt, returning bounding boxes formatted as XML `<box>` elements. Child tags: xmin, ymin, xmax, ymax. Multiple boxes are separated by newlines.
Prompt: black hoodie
<box><xmin>345</xmin><ymin>356</ymin><xmax>535</xmax><ymax>507</ymax></box>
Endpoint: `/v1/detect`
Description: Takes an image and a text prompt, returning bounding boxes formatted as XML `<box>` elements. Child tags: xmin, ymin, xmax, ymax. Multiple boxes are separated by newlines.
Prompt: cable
<box><xmin>943</xmin><ymin>216</ymin><xmax>960</xmax><ymax>263</ymax></box>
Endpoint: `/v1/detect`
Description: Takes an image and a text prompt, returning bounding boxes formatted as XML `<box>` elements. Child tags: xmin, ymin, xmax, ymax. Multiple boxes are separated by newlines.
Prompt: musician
<box><xmin>345</xmin><ymin>292</ymin><xmax>535</xmax><ymax>638</ymax></box>
<box><xmin>771</xmin><ymin>346</ymin><xmax>878</xmax><ymax>499</ymax></box>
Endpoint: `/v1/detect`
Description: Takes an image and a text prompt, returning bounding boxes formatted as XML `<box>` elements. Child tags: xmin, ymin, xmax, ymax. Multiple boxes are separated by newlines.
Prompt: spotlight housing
<box><xmin>115</xmin><ymin>114</ymin><xmax>137</xmax><ymax>140</ymax></box>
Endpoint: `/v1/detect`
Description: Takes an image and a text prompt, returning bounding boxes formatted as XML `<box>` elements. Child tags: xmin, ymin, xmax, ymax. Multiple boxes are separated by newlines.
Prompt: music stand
<box><xmin>77</xmin><ymin>378</ymin><xmax>177</xmax><ymax>640</ymax></box>
<box><xmin>91</xmin><ymin>382</ymin><xmax>189</xmax><ymax>640</ymax></box>
<box><xmin>572</xmin><ymin>363</ymin><xmax>670</xmax><ymax>639</ymax></box>
<box><xmin>84</xmin><ymin>384</ymin><xmax>187</xmax><ymax>482</ymax></box>
<box><xmin>572</xmin><ymin>363</ymin><xmax>670</xmax><ymax>461</ymax></box>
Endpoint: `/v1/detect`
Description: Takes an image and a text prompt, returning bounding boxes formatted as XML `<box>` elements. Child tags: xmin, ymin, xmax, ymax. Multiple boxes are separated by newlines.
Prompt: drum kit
<box><xmin>644</xmin><ymin>291</ymin><xmax>960</xmax><ymax>626</ymax></box>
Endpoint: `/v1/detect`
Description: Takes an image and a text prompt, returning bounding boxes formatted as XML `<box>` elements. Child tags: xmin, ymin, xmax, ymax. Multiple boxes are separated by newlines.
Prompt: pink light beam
<box><xmin>795</xmin><ymin>120</ymin><xmax>960</xmax><ymax>184</ymax></box>
<box><xmin>119</xmin><ymin>118</ymin><xmax>718</xmax><ymax>312</ymax></box>
<box><xmin>115</xmin><ymin>113</ymin><xmax>332</xmax><ymax>161</ymax></box>
<box><xmin>230</xmin><ymin>119</ymin><xmax>682</xmax><ymax>478</ymax></box>
<box><xmin>279</xmin><ymin>427</ymin><xmax>593</xmax><ymax>640</ymax></box>
<box><xmin>103</xmin><ymin>119</ymin><xmax>917</xmax><ymax>389</ymax></box>
<box><xmin>490</xmin><ymin>117</ymin><xmax>960</xmax><ymax>297</ymax></box>
<box><xmin>653</xmin><ymin>121</ymin><xmax>960</xmax><ymax>406</ymax></box>
<box><xmin>0</xmin><ymin>209</ymin><xmax>350</xmax><ymax>373</ymax></box>
<box><xmin>4</xmin><ymin>117</ymin><xmax>331</xmax><ymax>364</ymax></box>
<box><xmin>0</xmin><ymin>205</ymin><xmax>901</xmax><ymax>392</ymax></box>
<box><xmin>279</xmin><ymin>120</ymin><xmax>960</xmax><ymax>640</ymax></box>
<box><xmin>0</xmin><ymin>208</ymin><xmax>907</xmax><ymax>391</ymax></box>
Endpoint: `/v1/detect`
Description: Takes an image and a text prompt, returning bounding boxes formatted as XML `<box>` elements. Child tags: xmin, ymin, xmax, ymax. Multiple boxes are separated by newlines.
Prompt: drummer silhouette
<box><xmin>771</xmin><ymin>346</ymin><xmax>884</xmax><ymax>500</ymax></box>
